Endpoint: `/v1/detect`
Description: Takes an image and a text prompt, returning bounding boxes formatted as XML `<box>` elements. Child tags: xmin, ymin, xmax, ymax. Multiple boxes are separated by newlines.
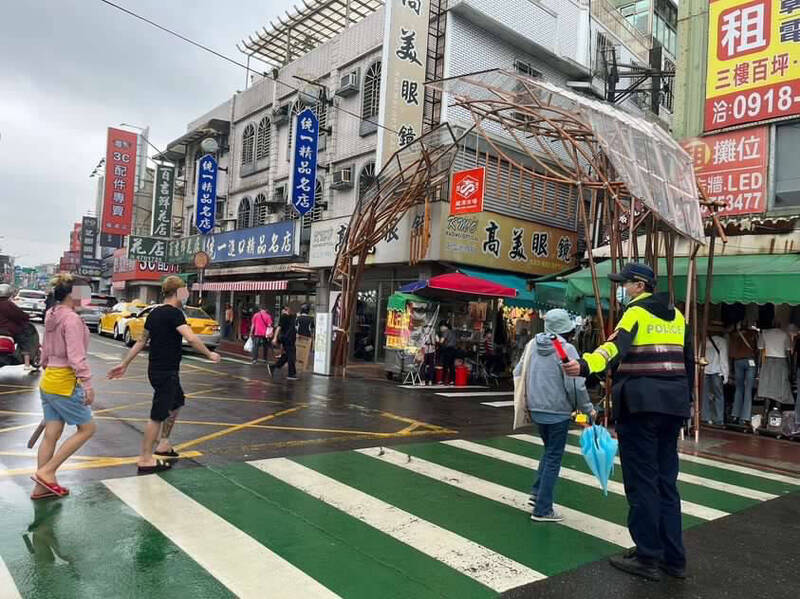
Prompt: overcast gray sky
<box><xmin>0</xmin><ymin>0</ymin><xmax>294</xmax><ymax>267</ymax></box>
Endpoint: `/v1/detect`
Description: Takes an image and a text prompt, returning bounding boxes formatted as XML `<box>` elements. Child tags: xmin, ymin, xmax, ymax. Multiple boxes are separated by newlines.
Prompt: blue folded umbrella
<box><xmin>580</xmin><ymin>424</ymin><xmax>619</xmax><ymax>496</ymax></box>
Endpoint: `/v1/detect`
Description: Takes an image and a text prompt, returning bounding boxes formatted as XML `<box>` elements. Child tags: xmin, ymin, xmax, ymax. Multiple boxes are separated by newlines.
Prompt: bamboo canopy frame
<box><xmin>331</xmin><ymin>70</ymin><xmax>725</xmax><ymax>441</ymax></box>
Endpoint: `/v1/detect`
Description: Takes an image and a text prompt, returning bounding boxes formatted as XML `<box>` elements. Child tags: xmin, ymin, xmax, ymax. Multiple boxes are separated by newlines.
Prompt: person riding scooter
<box><xmin>0</xmin><ymin>283</ymin><xmax>40</xmax><ymax>371</ymax></box>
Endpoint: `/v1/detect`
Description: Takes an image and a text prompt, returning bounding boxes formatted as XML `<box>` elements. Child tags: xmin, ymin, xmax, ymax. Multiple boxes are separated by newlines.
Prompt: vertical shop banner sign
<box><xmin>681</xmin><ymin>126</ymin><xmax>769</xmax><ymax>216</ymax></box>
<box><xmin>101</xmin><ymin>127</ymin><xmax>137</xmax><ymax>236</ymax></box>
<box><xmin>706</xmin><ymin>0</ymin><xmax>800</xmax><ymax>131</ymax></box>
<box><xmin>450</xmin><ymin>167</ymin><xmax>485</xmax><ymax>215</ymax></box>
<box><xmin>195</xmin><ymin>154</ymin><xmax>217</xmax><ymax>234</ymax></box>
<box><xmin>375</xmin><ymin>0</ymin><xmax>429</xmax><ymax>168</ymax></box>
<box><xmin>289</xmin><ymin>108</ymin><xmax>319</xmax><ymax>216</ymax></box>
<box><xmin>128</xmin><ymin>235</ymin><xmax>169</xmax><ymax>261</ymax></box>
<box><xmin>440</xmin><ymin>211</ymin><xmax>578</xmax><ymax>275</ymax></box>
<box><xmin>80</xmin><ymin>217</ymin><xmax>98</xmax><ymax>262</ymax></box>
<box><xmin>152</xmin><ymin>165</ymin><xmax>174</xmax><ymax>238</ymax></box>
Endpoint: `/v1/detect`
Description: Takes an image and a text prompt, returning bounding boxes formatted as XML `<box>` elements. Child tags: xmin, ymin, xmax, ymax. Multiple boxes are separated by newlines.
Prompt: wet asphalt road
<box><xmin>0</xmin><ymin>329</ymin><xmax>513</xmax><ymax>487</ymax></box>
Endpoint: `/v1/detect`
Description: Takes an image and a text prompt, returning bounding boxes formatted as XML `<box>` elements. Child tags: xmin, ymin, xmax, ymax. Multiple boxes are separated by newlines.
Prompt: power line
<box><xmin>96</xmin><ymin>0</ymin><xmax>399</xmax><ymax>136</ymax></box>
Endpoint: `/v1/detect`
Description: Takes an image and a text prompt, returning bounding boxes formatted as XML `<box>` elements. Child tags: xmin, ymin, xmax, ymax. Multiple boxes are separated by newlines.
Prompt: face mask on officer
<box><xmin>616</xmin><ymin>285</ymin><xmax>629</xmax><ymax>306</ymax></box>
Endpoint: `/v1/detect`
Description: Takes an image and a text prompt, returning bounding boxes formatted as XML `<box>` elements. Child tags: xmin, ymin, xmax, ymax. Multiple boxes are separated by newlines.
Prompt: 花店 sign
<box><xmin>705</xmin><ymin>0</ymin><xmax>800</xmax><ymax>131</ymax></box>
<box><xmin>152</xmin><ymin>165</ymin><xmax>174</xmax><ymax>238</ymax></box>
<box><xmin>195</xmin><ymin>154</ymin><xmax>217</xmax><ymax>234</ymax></box>
<box><xmin>450</xmin><ymin>167</ymin><xmax>485</xmax><ymax>215</ymax></box>
<box><xmin>289</xmin><ymin>108</ymin><xmax>319</xmax><ymax>217</ymax></box>
<box><xmin>375</xmin><ymin>0</ymin><xmax>428</xmax><ymax>167</ymax></box>
<box><xmin>128</xmin><ymin>235</ymin><xmax>169</xmax><ymax>262</ymax></box>
<box><xmin>681</xmin><ymin>126</ymin><xmax>768</xmax><ymax>216</ymax></box>
<box><xmin>440</xmin><ymin>211</ymin><xmax>578</xmax><ymax>275</ymax></box>
<box><xmin>101</xmin><ymin>127</ymin><xmax>137</xmax><ymax>236</ymax></box>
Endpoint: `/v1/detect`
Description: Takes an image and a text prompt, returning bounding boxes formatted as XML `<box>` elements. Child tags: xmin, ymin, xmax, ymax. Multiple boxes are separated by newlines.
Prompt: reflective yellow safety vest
<box><xmin>582</xmin><ymin>293</ymin><xmax>687</xmax><ymax>377</ymax></box>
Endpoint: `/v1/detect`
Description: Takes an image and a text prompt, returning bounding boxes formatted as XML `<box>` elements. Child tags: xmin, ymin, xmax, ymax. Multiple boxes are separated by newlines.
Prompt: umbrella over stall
<box><xmin>398</xmin><ymin>272</ymin><xmax>518</xmax><ymax>300</ymax></box>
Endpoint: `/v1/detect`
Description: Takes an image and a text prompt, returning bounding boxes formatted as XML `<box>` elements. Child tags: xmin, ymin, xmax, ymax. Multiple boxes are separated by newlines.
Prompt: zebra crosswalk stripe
<box><xmin>250</xmin><ymin>456</ymin><xmax>546</xmax><ymax>592</ymax></box>
<box><xmin>442</xmin><ymin>438</ymin><xmax>729</xmax><ymax>521</ymax></box>
<box><xmin>104</xmin><ymin>475</ymin><xmax>340</xmax><ymax>599</ymax></box>
<box><xmin>357</xmin><ymin>446</ymin><xmax>634</xmax><ymax>548</ymax></box>
<box><xmin>512</xmin><ymin>433</ymin><xmax>778</xmax><ymax>502</ymax></box>
<box><xmin>0</xmin><ymin>556</ymin><xmax>21</xmax><ymax>599</ymax></box>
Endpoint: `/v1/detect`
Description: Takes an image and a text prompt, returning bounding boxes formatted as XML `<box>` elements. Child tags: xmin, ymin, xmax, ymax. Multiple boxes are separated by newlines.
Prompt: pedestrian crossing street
<box><xmin>2</xmin><ymin>432</ymin><xmax>798</xmax><ymax>599</ymax></box>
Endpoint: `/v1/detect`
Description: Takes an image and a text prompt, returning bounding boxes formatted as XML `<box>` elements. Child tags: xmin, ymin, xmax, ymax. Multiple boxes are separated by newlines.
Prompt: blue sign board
<box><xmin>195</xmin><ymin>153</ymin><xmax>218</xmax><ymax>234</ymax></box>
<box><xmin>169</xmin><ymin>220</ymin><xmax>299</xmax><ymax>265</ymax></box>
<box><xmin>289</xmin><ymin>108</ymin><xmax>319</xmax><ymax>217</ymax></box>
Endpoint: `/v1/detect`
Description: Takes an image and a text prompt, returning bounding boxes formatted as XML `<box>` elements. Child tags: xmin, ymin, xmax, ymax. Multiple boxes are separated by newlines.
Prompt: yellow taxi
<box><xmin>99</xmin><ymin>301</ymin><xmax>148</xmax><ymax>339</ymax></box>
<box><xmin>125</xmin><ymin>305</ymin><xmax>221</xmax><ymax>350</ymax></box>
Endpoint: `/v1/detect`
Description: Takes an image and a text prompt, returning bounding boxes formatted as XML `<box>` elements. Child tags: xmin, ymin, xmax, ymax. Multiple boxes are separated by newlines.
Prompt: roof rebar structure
<box><xmin>331</xmin><ymin>70</ymin><xmax>726</xmax><ymax>442</ymax></box>
<box><xmin>329</xmin><ymin>123</ymin><xmax>462</xmax><ymax>373</ymax></box>
<box><xmin>238</xmin><ymin>0</ymin><xmax>384</xmax><ymax>67</ymax></box>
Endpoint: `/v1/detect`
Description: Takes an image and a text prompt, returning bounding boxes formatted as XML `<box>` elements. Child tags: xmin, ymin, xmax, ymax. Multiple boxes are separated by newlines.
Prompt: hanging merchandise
<box><xmin>767</xmin><ymin>406</ymin><xmax>783</xmax><ymax>434</ymax></box>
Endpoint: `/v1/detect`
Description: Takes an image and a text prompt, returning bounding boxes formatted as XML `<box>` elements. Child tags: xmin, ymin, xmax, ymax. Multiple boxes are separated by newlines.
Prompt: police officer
<box><xmin>563</xmin><ymin>262</ymin><xmax>694</xmax><ymax>582</ymax></box>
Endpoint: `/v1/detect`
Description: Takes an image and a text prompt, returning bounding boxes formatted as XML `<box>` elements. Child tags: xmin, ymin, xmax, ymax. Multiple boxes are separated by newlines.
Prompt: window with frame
<box><xmin>302</xmin><ymin>179</ymin><xmax>325</xmax><ymax>230</ymax></box>
<box><xmin>256</xmin><ymin>117</ymin><xmax>271</xmax><ymax>162</ymax></box>
<box><xmin>358</xmin><ymin>162</ymin><xmax>376</xmax><ymax>208</ymax></box>
<box><xmin>660</xmin><ymin>58</ymin><xmax>675</xmax><ymax>112</ymax></box>
<box><xmin>287</xmin><ymin>101</ymin><xmax>302</xmax><ymax>161</ymax></box>
<box><xmin>237</xmin><ymin>197</ymin><xmax>252</xmax><ymax>229</ymax></box>
<box><xmin>513</xmin><ymin>59</ymin><xmax>541</xmax><ymax>78</ymax></box>
<box><xmin>241</xmin><ymin>124</ymin><xmax>255</xmax><ymax>167</ymax></box>
<box><xmin>362</xmin><ymin>62</ymin><xmax>382</xmax><ymax>122</ymax></box>
<box><xmin>314</xmin><ymin>96</ymin><xmax>328</xmax><ymax>131</ymax></box>
<box><xmin>253</xmin><ymin>193</ymin><xmax>269</xmax><ymax>226</ymax></box>
<box><xmin>775</xmin><ymin>123</ymin><xmax>800</xmax><ymax>208</ymax></box>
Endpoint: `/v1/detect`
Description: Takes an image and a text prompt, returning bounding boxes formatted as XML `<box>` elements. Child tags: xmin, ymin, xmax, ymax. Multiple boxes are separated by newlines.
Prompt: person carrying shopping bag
<box><xmin>513</xmin><ymin>308</ymin><xmax>595</xmax><ymax>522</ymax></box>
<box><xmin>31</xmin><ymin>274</ymin><xmax>96</xmax><ymax>499</ymax></box>
<box><xmin>249</xmin><ymin>305</ymin><xmax>273</xmax><ymax>364</ymax></box>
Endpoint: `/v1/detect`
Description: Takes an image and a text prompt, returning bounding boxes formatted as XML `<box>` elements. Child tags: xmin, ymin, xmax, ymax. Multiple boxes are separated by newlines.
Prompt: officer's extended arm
<box><xmin>577</xmin><ymin>310</ymin><xmax>639</xmax><ymax>377</ymax></box>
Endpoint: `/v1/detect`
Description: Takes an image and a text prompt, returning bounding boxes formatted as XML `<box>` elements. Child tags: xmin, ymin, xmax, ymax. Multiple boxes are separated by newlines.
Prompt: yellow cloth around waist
<box><xmin>40</xmin><ymin>367</ymin><xmax>77</xmax><ymax>397</ymax></box>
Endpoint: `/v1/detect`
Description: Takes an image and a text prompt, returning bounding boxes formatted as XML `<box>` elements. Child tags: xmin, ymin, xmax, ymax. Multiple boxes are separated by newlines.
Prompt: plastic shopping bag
<box><xmin>243</xmin><ymin>337</ymin><xmax>254</xmax><ymax>353</ymax></box>
<box><xmin>580</xmin><ymin>424</ymin><xmax>619</xmax><ymax>496</ymax></box>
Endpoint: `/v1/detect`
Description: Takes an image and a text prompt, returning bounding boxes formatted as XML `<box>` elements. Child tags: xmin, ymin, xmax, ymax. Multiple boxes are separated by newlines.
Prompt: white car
<box><xmin>13</xmin><ymin>289</ymin><xmax>47</xmax><ymax>321</ymax></box>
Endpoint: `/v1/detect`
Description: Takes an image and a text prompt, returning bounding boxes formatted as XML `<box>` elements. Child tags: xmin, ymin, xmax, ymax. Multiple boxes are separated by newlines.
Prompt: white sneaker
<box><xmin>531</xmin><ymin>511</ymin><xmax>564</xmax><ymax>523</ymax></box>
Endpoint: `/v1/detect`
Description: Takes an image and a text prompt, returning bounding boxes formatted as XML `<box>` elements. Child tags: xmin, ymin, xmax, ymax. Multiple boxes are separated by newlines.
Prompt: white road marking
<box><xmin>0</xmin><ymin>556</ymin><xmax>22</xmax><ymax>599</ymax></box>
<box><xmin>442</xmin><ymin>439</ymin><xmax>728</xmax><ymax>521</ymax></box>
<box><xmin>357</xmin><ymin>446</ymin><xmax>634</xmax><ymax>548</ymax></box>
<box><xmin>250</xmin><ymin>457</ymin><xmax>545</xmax><ymax>592</ymax></box>
<box><xmin>104</xmin><ymin>475</ymin><xmax>340</xmax><ymax>599</ymax></box>
<box><xmin>480</xmin><ymin>401</ymin><xmax>515</xmax><ymax>408</ymax></box>
<box><xmin>519</xmin><ymin>434</ymin><xmax>777</xmax><ymax>501</ymax></box>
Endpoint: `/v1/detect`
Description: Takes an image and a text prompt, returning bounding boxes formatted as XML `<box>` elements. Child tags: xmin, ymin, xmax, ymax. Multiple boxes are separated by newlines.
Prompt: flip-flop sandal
<box><xmin>30</xmin><ymin>476</ymin><xmax>69</xmax><ymax>497</ymax></box>
<box><xmin>30</xmin><ymin>490</ymin><xmax>57</xmax><ymax>500</ymax></box>
<box><xmin>137</xmin><ymin>460</ymin><xmax>173</xmax><ymax>475</ymax></box>
<box><xmin>154</xmin><ymin>449</ymin><xmax>180</xmax><ymax>458</ymax></box>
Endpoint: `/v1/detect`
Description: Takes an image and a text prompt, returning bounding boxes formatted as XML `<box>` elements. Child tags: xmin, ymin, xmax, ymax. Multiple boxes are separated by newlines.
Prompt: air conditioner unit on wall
<box><xmin>271</xmin><ymin>104</ymin><xmax>289</xmax><ymax>125</ymax></box>
<box><xmin>331</xmin><ymin>165</ymin><xmax>354</xmax><ymax>190</ymax></box>
<box><xmin>336</xmin><ymin>70</ymin><xmax>360</xmax><ymax>97</ymax></box>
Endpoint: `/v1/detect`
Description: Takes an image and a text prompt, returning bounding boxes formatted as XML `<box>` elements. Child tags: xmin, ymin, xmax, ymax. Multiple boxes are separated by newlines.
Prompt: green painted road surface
<box><xmin>1</xmin><ymin>434</ymin><xmax>798</xmax><ymax>598</ymax></box>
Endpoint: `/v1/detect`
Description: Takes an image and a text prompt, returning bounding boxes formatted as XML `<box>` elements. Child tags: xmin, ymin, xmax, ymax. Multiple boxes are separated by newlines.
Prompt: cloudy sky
<box><xmin>0</xmin><ymin>0</ymin><xmax>295</xmax><ymax>267</ymax></box>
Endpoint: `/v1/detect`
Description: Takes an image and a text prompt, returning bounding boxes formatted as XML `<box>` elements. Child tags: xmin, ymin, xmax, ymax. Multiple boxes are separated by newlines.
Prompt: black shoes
<box><xmin>659</xmin><ymin>562</ymin><xmax>687</xmax><ymax>579</ymax></box>
<box><xmin>609</xmin><ymin>549</ymin><xmax>661</xmax><ymax>581</ymax></box>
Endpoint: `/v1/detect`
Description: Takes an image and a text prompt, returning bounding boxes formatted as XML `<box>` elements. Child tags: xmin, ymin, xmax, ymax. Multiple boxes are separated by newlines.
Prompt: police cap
<box><xmin>608</xmin><ymin>262</ymin><xmax>656</xmax><ymax>287</ymax></box>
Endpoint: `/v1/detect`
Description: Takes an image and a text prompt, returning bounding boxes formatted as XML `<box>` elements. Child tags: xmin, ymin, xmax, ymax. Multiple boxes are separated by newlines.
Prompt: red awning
<box><xmin>191</xmin><ymin>280</ymin><xmax>288</xmax><ymax>292</ymax></box>
<box><xmin>399</xmin><ymin>273</ymin><xmax>517</xmax><ymax>298</ymax></box>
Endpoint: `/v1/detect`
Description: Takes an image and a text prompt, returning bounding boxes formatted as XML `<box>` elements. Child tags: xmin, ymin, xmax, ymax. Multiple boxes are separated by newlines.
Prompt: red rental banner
<box><xmin>111</xmin><ymin>248</ymin><xmax>179</xmax><ymax>282</ymax></box>
<box><xmin>681</xmin><ymin>126</ymin><xmax>768</xmax><ymax>217</ymax></box>
<box><xmin>450</xmin><ymin>167</ymin><xmax>485</xmax><ymax>215</ymax></box>
<box><xmin>102</xmin><ymin>127</ymin><xmax>138</xmax><ymax>236</ymax></box>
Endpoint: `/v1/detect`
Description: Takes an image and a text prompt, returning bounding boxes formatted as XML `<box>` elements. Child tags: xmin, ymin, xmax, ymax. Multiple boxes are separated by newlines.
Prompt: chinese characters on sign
<box><xmin>80</xmin><ymin>217</ymin><xmax>98</xmax><ymax>263</ymax></box>
<box><xmin>681</xmin><ymin>126</ymin><xmax>769</xmax><ymax>216</ymax></box>
<box><xmin>442</xmin><ymin>211</ymin><xmax>577</xmax><ymax>275</ymax></box>
<box><xmin>101</xmin><ymin>127</ymin><xmax>137</xmax><ymax>236</ymax></box>
<box><xmin>152</xmin><ymin>165</ymin><xmax>174</xmax><ymax>238</ymax></box>
<box><xmin>127</xmin><ymin>235</ymin><xmax>169</xmax><ymax>262</ymax></box>
<box><xmin>166</xmin><ymin>221</ymin><xmax>299</xmax><ymax>265</ymax></box>
<box><xmin>450</xmin><ymin>167</ymin><xmax>486</xmax><ymax>215</ymax></box>
<box><xmin>195</xmin><ymin>154</ymin><xmax>218</xmax><ymax>234</ymax></box>
<box><xmin>376</xmin><ymin>0</ymin><xmax>429</xmax><ymax>166</ymax></box>
<box><xmin>290</xmin><ymin>108</ymin><xmax>319</xmax><ymax>217</ymax></box>
<box><xmin>706</xmin><ymin>0</ymin><xmax>800</xmax><ymax>131</ymax></box>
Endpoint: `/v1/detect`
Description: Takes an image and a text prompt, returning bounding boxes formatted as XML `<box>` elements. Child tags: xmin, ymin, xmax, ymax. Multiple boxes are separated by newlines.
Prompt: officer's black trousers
<box><xmin>616</xmin><ymin>411</ymin><xmax>686</xmax><ymax>568</ymax></box>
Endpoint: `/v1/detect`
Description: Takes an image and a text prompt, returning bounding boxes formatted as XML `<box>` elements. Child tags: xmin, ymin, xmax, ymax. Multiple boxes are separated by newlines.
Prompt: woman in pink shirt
<box><xmin>32</xmin><ymin>274</ymin><xmax>96</xmax><ymax>499</ymax></box>
<box><xmin>249</xmin><ymin>305</ymin><xmax>274</xmax><ymax>364</ymax></box>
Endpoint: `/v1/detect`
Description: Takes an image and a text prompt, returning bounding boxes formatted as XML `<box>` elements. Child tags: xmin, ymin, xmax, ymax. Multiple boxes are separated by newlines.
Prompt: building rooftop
<box><xmin>238</xmin><ymin>0</ymin><xmax>384</xmax><ymax>67</ymax></box>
